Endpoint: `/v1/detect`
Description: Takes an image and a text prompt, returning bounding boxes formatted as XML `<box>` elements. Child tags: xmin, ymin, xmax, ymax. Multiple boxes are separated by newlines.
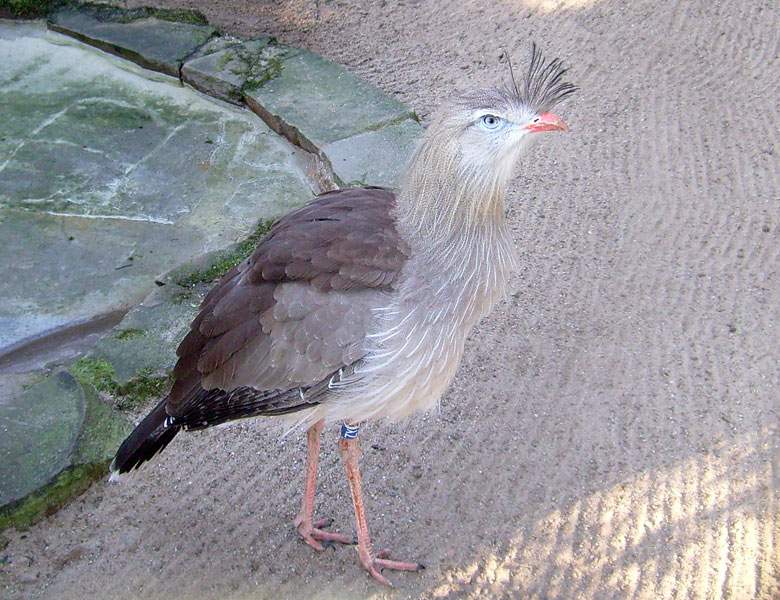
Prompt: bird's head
<box><xmin>399</xmin><ymin>44</ymin><xmax>576</xmax><ymax>237</ymax></box>
<box><xmin>421</xmin><ymin>44</ymin><xmax>577</xmax><ymax>187</ymax></box>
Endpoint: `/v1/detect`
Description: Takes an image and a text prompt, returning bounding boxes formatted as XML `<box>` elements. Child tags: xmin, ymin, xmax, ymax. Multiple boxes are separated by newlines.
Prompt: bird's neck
<box><xmin>395</xmin><ymin>134</ymin><xmax>508</xmax><ymax>248</ymax></box>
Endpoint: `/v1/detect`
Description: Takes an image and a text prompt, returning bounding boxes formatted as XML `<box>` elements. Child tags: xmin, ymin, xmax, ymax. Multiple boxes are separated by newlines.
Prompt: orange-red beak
<box><xmin>523</xmin><ymin>112</ymin><xmax>569</xmax><ymax>133</ymax></box>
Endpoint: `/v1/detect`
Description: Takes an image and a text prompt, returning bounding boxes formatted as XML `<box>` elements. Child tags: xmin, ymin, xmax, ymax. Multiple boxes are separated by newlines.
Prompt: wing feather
<box><xmin>166</xmin><ymin>187</ymin><xmax>408</xmax><ymax>418</ymax></box>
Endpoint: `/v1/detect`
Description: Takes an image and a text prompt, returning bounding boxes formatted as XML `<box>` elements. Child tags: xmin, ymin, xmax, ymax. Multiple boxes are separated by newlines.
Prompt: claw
<box><xmin>296</xmin><ymin>517</ymin><xmax>356</xmax><ymax>550</ymax></box>
<box><xmin>312</xmin><ymin>517</ymin><xmax>335</xmax><ymax>529</ymax></box>
<box><xmin>356</xmin><ymin>549</ymin><xmax>424</xmax><ymax>586</ymax></box>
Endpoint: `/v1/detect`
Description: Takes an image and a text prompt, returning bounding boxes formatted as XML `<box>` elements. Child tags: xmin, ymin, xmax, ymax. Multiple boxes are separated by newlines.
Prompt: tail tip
<box><xmin>108</xmin><ymin>457</ymin><xmax>123</xmax><ymax>483</ymax></box>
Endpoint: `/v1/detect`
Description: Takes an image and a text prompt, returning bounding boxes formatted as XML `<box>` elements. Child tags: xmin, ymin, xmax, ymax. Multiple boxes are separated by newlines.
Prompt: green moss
<box><xmin>362</xmin><ymin>113</ymin><xmax>421</xmax><ymax>134</ymax></box>
<box><xmin>118</xmin><ymin>367</ymin><xmax>172</xmax><ymax>407</ymax></box>
<box><xmin>70</xmin><ymin>358</ymin><xmax>170</xmax><ymax>408</ymax></box>
<box><xmin>70</xmin><ymin>357</ymin><xmax>117</xmax><ymax>395</ymax></box>
<box><xmin>198</xmin><ymin>40</ymin><xmax>286</xmax><ymax>90</ymax></box>
<box><xmin>73</xmin><ymin>384</ymin><xmax>132</xmax><ymax>464</ymax></box>
<box><xmin>0</xmin><ymin>463</ymin><xmax>106</xmax><ymax>531</ymax></box>
<box><xmin>114</xmin><ymin>328</ymin><xmax>144</xmax><ymax>340</ymax></box>
<box><xmin>74</xmin><ymin>3</ymin><xmax>209</xmax><ymax>26</ymax></box>
<box><xmin>174</xmin><ymin>250</ymin><xmax>241</xmax><ymax>287</ymax></box>
<box><xmin>147</xmin><ymin>6</ymin><xmax>209</xmax><ymax>26</ymax></box>
<box><xmin>1</xmin><ymin>1</ymin><xmax>210</xmax><ymax>24</ymax></box>
<box><xmin>217</xmin><ymin>49</ymin><xmax>236</xmax><ymax>71</ymax></box>
<box><xmin>243</xmin><ymin>55</ymin><xmax>284</xmax><ymax>91</ymax></box>
<box><xmin>171</xmin><ymin>289</ymin><xmax>195</xmax><ymax>305</ymax></box>
<box><xmin>0</xmin><ymin>0</ymin><xmax>64</xmax><ymax>19</ymax></box>
<box><xmin>176</xmin><ymin>219</ymin><xmax>275</xmax><ymax>287</ymax></box>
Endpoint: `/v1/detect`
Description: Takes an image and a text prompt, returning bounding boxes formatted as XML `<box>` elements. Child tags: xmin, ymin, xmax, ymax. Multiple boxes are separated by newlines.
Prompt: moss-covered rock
<box><xmin>74</xmin><ymin>2</ymin><xmax>209</xmax><ymax>26</ymax></box>
<box><xmin>70</xmin><ymin>357</ymin><xmax>172</xmax><ymax>407</ymax></box>
<box><xmin>182</xmin><ymin>38</ymin><xmax>288</xmax><ymax>105</ymax></box>
<box><xmin>0</xmin><ymin>0</ymin><xmax>64</xmax><ymax>19</ymax></box>
<box><xmin>0</xmin><ymin>371</ymin><xmax>131</xmax><ymax>530</ymax></box>
<box><xmin>49</xmin><ymin>8</ymin><xmax>217</xmax><ymax>78</ymax></box>
<box><xmin>0</xmin><ymin>463</ymin><xmax>106</xmax><ymax>530</ymax></box>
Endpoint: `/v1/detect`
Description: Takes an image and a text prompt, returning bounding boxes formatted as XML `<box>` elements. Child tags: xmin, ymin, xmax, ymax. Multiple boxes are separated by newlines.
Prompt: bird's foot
<box><xmin>295</xmin><ymin>516</ymin><xmax>355</xmax><ymax>552</ymax></box>
<box><xmin>357</xmin><ymin>547</ymin><xmax>425</xmax><ymax>587</ymax></box>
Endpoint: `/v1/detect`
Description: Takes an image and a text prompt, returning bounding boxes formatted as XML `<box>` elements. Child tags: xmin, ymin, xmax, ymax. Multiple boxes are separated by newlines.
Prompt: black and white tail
<box><xmin>109</xmin><ymin>383</ymin><xmax>329</xmax><ymax>479</ymax></box>
<box><xmin>110</xmin><ymin>398</ymin><xmax>180</xmax><ymax>479</ymax></box>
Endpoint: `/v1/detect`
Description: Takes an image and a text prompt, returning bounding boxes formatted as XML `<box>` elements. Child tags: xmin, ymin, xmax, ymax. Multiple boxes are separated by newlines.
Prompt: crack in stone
<box><xmin>121</xmin><ymin>122</ymin><xmax>187</xmax><ymax>179</ymax></box>
<box><xmin>207</xmin><ymin>119</ymin><xmax>229</xmax><ymax>164</ymax></box>
<box><xmin>39</xmin><ymin>140</ymin><xmax>106</xmax><ymax>155</ymax></box>
<box><xmin>39</xmin><ymin>210</ymin><xmax>175</xmax><ymax>225</ymax></box>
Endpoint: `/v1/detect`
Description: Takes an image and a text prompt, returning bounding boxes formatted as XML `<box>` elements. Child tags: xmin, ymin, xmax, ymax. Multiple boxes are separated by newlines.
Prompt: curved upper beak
<box><xmin>523</xmin><ymin>112</ymin><xmax>569</xmax><ymax>134</ymax></box>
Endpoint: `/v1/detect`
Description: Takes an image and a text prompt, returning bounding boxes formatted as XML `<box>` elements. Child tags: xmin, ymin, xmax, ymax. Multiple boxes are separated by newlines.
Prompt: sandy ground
<box><xmin>2</xmin><ymin>0</ymin><xmax>779</xmax><ymax>598</ymax></box>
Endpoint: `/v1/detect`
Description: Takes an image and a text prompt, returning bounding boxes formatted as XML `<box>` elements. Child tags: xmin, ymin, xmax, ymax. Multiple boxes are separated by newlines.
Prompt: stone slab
<box><xmin>0</xmin><ymin>24</ymin><xmax>313</xmax><ymax>354</ymax></box>
<box><xmin>0</xmin><ymin>369</ymin><xmax>131</xmax><ymax>526</ymax></box>
<box><xmin>322</xmin><ymin>118</ymin><xmax>422</xmax><ymax>188</ymax></box>
<box><xmin>181</xmin><ymin>37</ymin><xmax>275</xmax><ymax>105</ymax></box>
<box><xmin>0</xmin><ymin>371</ymin><xmax>84</xmax><ymax>506</ymax></box>
<box><xmin>0</xmin><ymin>18</ymin><xmax>45</xmax><ymax>41</ymax></box>
<box><xmin>0</xmin><ymin>373</ymin><xmax>86</xmax><ymax>506</ymax></box>
<box><xmin>49</xmin><ymin>10</ymin><xmax>216</xmax><ymax>77</ymax></box>
<box><xmin>244</xmin><ymin>49</ymin><xmax>416</xmax><ymax>153</ymax></box>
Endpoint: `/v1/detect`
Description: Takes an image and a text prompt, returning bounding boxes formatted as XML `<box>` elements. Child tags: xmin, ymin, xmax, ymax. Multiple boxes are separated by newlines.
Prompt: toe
<box><xmin>367</xmin><ymin>565</ymin><xmax>394</xmax><ymax>587</ymax></box>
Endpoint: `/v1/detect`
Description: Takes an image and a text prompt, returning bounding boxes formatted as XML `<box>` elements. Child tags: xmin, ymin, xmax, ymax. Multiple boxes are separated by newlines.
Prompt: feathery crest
<box><xmin>505</xmin><ymin>42</ymin><xmax>577</xmax><ymax>113</ymax></box>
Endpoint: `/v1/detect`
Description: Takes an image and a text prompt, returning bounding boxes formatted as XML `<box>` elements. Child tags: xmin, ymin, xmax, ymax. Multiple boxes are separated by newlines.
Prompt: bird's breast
<box><xmin>319</xmin><ymin>226</ymin><xmax>516</xmax><ymax>424</ymax></box>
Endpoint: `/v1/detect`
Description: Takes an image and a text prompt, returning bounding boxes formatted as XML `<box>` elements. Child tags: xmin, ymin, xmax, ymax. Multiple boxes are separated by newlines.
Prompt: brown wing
<box><xmin>167</xmin><ymin>187</ymin><xmax>408</xmax><ymax>417</ymax></box>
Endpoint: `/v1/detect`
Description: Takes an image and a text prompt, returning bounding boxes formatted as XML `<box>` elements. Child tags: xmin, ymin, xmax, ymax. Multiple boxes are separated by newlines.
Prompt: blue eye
<box><xmin>479</xmin><ymin>114</ymin><xmax>502</xmax><ymax>130</ymax></box>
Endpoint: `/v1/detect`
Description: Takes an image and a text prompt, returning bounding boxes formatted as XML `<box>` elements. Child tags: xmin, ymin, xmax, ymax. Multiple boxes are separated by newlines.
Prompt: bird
<box><xmin>111</xmin><ymin>43</ymin><xmax>576</xmax><ymax>586</ymax></box>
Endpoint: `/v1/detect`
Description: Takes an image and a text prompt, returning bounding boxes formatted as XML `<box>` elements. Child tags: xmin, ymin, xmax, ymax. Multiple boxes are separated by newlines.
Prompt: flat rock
<box><xmin>49</xmin><ymin>10</ymin><xmax>216</xmax><ymax>77</ymax></box>
<box><xmin>0</xmin><ymin>370</ymin><xmax>130</xmax><ymax>517</ymax></box>
<box><xmin>0</xmin><ymin>371</ymin><xmax>82</xmax><ymax>507</ymax></box>
<box><xmin>322</xmin><ymin>118</ymin><xmax>422</xmax><ymax>188</ymax></box>
<box><xmin>0</xmin><ymin>23</ymin><xmax>313</xmax><ymax>355</ymax></box>
<box><xmin>244</xmin><ymin>49</ymin><xmax>416</xmax><ymax>153</ymax></box>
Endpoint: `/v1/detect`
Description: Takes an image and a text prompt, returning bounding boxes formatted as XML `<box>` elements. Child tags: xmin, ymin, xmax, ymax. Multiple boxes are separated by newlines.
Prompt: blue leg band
<box><xmin>340</xmin><ymin>423</ymin><xmax>360</xmax><ymax>439</ymax></box>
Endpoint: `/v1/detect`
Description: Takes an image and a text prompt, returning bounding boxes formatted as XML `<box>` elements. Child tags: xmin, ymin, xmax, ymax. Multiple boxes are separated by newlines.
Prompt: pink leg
<box><xmin>338</xmin><ymin>433</ymin><xmax>424</xmax><ymax>587</ymax></box>
<box><xmin>294</xmin><ymin>420</ymin><xmax>354</xmax><ymax>551</ymax></box>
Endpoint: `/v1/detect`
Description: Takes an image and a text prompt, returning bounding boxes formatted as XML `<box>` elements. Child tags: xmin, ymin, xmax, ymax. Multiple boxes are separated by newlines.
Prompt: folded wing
<box><xmin>167</xmin><ymin>186</ymin><xmax>409</xmax><ymax>420</ymax></box>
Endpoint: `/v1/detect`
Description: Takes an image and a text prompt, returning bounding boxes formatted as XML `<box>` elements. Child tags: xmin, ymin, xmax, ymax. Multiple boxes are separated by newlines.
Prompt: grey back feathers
<box><xmin>169</xmin><ymin>187</ymin><xmax>409</xmax><ymax>417</ymax></box>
